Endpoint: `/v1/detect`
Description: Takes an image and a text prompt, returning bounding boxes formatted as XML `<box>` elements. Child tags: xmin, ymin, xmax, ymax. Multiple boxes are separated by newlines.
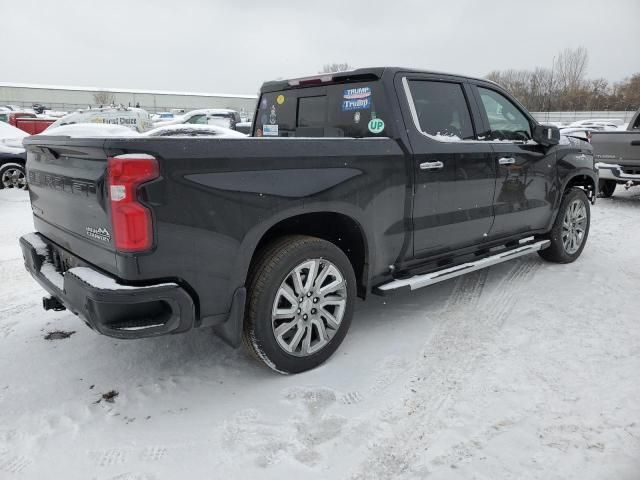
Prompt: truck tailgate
<box><xmin>592</xmin><ymin>131</ymin><xmax>640</xmax><ymax>164</ymax></box>
<box><xmin>24</xmin><ymin>138</ymin><xmax>118</xmax><ymax>273</ymax></box>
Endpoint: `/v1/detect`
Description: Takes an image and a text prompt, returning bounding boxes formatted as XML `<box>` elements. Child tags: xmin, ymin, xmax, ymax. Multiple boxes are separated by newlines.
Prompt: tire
<box><xmin>0</xmin><ymin>162</ymin><xmax>27</xmax><ymax>190</ymax></box>
<box><xmin>538</xmin><ymin>187</ymin><xmax>590</xmax><ymax>263</ymax></box>
<box><xmin>243</xmin><ymin>235</ymin><xmax>356</xmax><ymax>374</ymax></box>
<box><xmin>598</xmin><ymin>179</ymin><xmax>616</xmax><ymax>198</ymax></box>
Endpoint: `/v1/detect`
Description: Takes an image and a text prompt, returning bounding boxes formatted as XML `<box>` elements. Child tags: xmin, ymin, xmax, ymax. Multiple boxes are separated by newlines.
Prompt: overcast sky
<box><xmin>1</xmin><ymin>0</ymin><xmax>638</xmax><ymax>95</ymax></box>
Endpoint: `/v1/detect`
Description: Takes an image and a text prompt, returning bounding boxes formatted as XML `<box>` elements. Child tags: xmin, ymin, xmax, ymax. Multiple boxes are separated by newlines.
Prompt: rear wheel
<box><xmin>538</xmin><ymin>187</ymin><xmax>590</xmax><ymax>263</ymax></box>
<box><xmin>0</xmin><ymin>163</ymin><xmax>27</xmax><ymax>190</ymax></box>
<box><xmin>598</xmin><ymin>179</ymin><xmax>616</xmax><ymax>198</ymax></box>
<box><xmin>243</xmin><ymin>235</ymin><xmax>356</xmax><ymax>374</ymax></box>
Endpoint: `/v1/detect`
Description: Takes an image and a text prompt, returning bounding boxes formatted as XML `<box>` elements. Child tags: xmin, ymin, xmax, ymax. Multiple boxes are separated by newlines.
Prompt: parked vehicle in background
<box><xmin>46</xmin><ymin>106</ymin><xmax>153</xmax><ymax>133</ymax></box>
<box><xmin>151</xmin><ymin>112</ymin><xmax>177</xmax><ymax>122</ymax></box>
<box><xmin>19</xmin><ymin>67</ymin><xmax>596</xmax><ymax>374</ymax></box>
<box><xmin>560</xmin><ymin>126</ymin><xmax>600</xmax><ymax>143</ymax></box>
<box><xmin>2</xmin><ymin>105</ymin><xmax>31</xmax><ymax>112</ymax></box>
<box><xmin>144</xmin><ymin>124</ymin><xmax>245</xmax><ymax>137</ymax></box>
<box><xmin>5</xmin><ymin>112</ymin><xmax>56</xmax><ymax>135</ymax></box>
<box><xmin>569</xmin><ymin>118</ymin><xmax>625</xmax><ymax>129</ymax></box>
<box><xmin>591</xmin><ymin>109</ymin><xmax>640</xmax><ymax>197</ymax></box>
<box><xmin>235</xmin><ymin>121</ymin><xmax>252</xmax><ymax>134</ymax></box>
<box><xmin>0</xmin><ymin>121</ymin><xmax>28</xmax><ymax>189</ymax></box>
<box><xmin>154</xmin><ymin>108</ymin><xmax>242</xmax><ymax>130</ymax></box>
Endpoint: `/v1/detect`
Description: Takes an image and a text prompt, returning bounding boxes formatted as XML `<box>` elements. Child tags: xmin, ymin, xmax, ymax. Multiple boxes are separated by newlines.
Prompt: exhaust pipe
<box><xmin>42</xmin><ymin>296</ymin><xmax>66</xmax><ymax>312</ymax></box>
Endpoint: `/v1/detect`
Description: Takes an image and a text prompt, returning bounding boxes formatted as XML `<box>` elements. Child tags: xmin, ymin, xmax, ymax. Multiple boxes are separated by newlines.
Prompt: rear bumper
<box><xmin>596</xmin><ymin>162</ymin><xmax>640</xmax><ymax>183</ymax></box>
<box><xmin>19</xmin><ymin>233</ymin><xmax>196</xmax><ymax>339</ymax></box>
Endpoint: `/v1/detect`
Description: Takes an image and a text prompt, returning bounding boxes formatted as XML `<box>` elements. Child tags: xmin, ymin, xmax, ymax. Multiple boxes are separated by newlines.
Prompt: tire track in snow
<box><xmin>443</xmin><ymin>268</ymin><xmax>490</xmax><ymax>312</ymax></box>
<box><xmin>479</xmin><ymin>258</ymin><xmax>542</xmax><ymax>327</ymax></box>
<box><xmin>349</xmin><ymin>259</ymin><xmax>544</xmax><ymax>479</ymax></box>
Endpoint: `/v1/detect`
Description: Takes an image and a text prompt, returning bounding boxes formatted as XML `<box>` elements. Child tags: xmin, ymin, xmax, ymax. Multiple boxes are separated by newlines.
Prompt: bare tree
<box><xmin>554</xmin><ymin>47</ymin><xmax>589</xmax><ymax>94</ymax></box>
<box><xmin>482</xmin><ymin>47</ymin><xmax>640</xmax><ymax>112</ymax></box>
<box><xmin>93</xmin><ymin>91</ymin><xmax>115</xmax><ymax>106</ymax></box>
<box><xmin>320</xmin><ymin>63</ymin><xmax>352</xmax><ymax>73</ymax></box>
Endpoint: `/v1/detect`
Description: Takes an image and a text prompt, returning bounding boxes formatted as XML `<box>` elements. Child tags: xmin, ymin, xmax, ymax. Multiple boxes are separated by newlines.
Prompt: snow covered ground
<box><xmin>1</xmin><ymin>187</ymin><xmax>639</xmax><ymax>480</ymax></box>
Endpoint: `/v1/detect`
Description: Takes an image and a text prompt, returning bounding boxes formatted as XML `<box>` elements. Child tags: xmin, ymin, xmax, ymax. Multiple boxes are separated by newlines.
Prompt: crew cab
<box><xmin>19</xmin><ymin>67</ymin><xmax>597</xmax><ymax>373</ymax></box>
<box><xmin>591</xmin><ymin>109</ymin><xmax>640</xmax><ymax>197</ymax></box>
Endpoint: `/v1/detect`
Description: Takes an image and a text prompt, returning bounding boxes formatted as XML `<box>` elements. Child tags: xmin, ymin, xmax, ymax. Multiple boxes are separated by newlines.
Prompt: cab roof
<box><xmin>260</xmin><ymin>67</ymin><xmax>498</xmax><ymax>93</ymax></box>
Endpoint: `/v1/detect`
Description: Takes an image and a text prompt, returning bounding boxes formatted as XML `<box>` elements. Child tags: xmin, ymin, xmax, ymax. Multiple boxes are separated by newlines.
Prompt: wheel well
<box><xmin>251</xmin><ymin>212</ymin><xmax>369</xmax><ymax>298</ymax></box>
<box><xmin>564</xmin><ymin>175</ymin><xmax>596</xmax><ymax>199</ymax></box>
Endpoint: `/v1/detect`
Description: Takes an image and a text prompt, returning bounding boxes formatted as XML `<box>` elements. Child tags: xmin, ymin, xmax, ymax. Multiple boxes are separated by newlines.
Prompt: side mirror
<box><xmin>533</xmin><ymin>124</ymin><xmax>560</xmax><ymax>146</ymax></box>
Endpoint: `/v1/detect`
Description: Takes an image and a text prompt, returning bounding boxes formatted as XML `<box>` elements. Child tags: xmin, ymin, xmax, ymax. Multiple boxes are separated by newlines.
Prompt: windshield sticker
<box><xmin>256</xmin><ymin>128</ymin><xmax>263</xmax><ymax>137</ymax></box>
<box><xmin>354</xmin><ymin>111</ymin><xmax>361</xmax><ymax>123</ymax></box>
<box><xmin>368</xmin><ymin>118</ymin><xmax>385</xmax><ymax>134</ymax></box>
<box><xmin>277</xmin><ymin>94</ymin><xmax>285</xmax><ymax>105</ymax></box>
<box><xmin>342</xmin><ymin>87</ymin><xmax>372</xmax><ymax>111</ymax></box>
<box><xmin>269</xmin><ymin>105</ymin><xmax>277</xmax><ymax>124</ymax></box>
<box><xmin>263</xmin><ymin>124</ymin><xmax>279</xmax><ymax>136</ymax></box>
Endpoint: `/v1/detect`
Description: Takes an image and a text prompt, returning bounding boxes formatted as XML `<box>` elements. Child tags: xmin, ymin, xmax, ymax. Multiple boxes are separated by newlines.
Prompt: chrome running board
<box><xmin>376</xmin><ymin>239</ymin><xmax>550</xmax><ymax>294</ymax></box>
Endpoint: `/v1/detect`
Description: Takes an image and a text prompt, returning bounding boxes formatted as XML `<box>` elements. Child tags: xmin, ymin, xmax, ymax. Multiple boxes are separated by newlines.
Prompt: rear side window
<box><xmin>255</xmin><ymin>81</ymin><xmax>390</xmax><ymax>138</ymax></box>
<box><xmin>406</xmin><ymin>80</ymin><xmax>475</xmax><ymax>140</ymax></box>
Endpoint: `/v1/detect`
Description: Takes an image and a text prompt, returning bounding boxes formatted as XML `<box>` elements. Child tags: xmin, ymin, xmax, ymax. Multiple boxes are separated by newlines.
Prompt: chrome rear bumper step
<box><xmin>375</xmin><ymin>239</ymin><xmax>550</xmax><ymax>294</ymax></box>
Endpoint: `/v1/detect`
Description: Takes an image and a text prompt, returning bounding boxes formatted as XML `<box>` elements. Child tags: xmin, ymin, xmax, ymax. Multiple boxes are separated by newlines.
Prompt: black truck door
<box><xmin>470</xmin><ymin>85</ymin><xmax>558</xmax><ymax>237</ymax></box>
<box><xmin>398</xmin><ymin>75</ymin><xmax>496</xmax><ymax>257</ymax></box>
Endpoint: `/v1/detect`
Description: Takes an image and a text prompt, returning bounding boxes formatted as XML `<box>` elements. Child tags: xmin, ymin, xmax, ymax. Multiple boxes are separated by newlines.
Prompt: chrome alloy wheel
<box><xmin>271</xmin><ymin>258</ymin><xmax>347</xmax><ymax>357</ymax></box>
<box><xmin>562</xmin><ymin>199</ymin><xmax>587</xmax><ymax>254</ymax></box>
<box><xmin>1</xmin><ymin>166</ymin><xmax>26</xmax><ymax>189</ymax></box>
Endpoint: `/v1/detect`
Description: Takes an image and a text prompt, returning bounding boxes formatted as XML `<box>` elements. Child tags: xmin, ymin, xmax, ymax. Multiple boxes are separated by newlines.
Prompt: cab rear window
<box><xmin>255</xmin><ymin>81</ymin><xmax>390</xmax><ymax>138</ymax></box>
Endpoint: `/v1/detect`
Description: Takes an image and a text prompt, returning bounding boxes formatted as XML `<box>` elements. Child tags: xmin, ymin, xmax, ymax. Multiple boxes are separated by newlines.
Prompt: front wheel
<box><xmin>538</xmin><ymin>187</ymin><xmax>590</xmax><ymax>263</ymax></box>
<box><xmin>598</xmin><ymin>179</ymin><xmax>616</xmax><ymax>198</ymax></box>
<box><xmin>243</xmin><ymin>235</ymin><xmax>356</xmax><ymax>374</ymax></box>
<box><xmin>0</xmin><ymin>162</ymin><xmax>27</xmax><ymax>190</ymax></box>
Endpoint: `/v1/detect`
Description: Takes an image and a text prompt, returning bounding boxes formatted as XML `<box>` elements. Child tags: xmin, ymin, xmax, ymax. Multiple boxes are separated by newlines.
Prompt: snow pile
<box><xmin>41</xmin><ymin>123</ymin><xmax>140</xmax><ymax>138</ymax></box>
<box><xmin>0</xmin><ymin>121</ymin><xmax>28</xmax><ymax>140</ymax></box>
<box><xmin>68</xmin><ymin>267</ymin><xmax>176</xmax><ymax>291</ymax></box>
<box><xmin>144</xmin><ymin>124</ymin><xmax>245</xmax><ymax>138</ymax></box>
<box><xmin>1</xmin><ymin>187</ymin><xmax>639</xmax><ymax>478</ymax></box>
<box><xmin>0</xmin><ymin>121</ymin><xmax>28</xmax><ymax>153</ymax></box>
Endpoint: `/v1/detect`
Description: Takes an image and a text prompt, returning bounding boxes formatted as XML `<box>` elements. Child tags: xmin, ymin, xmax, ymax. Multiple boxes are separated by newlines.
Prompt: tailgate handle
<box><xmin>631</xmin><ymin>140</ymin><xmax>640</xmax><ymax>146</ymax></box>
<box><xmin>35</xmin><ymin>146</ymin><xmax>60</xmax><ymax>159</ymax></box>
<box><xmin>419</xmin><ymin>161</ymin><xmax>444</xmax><ymax>171</ymax></box>
<box><xmin>498</xmin><ymin>157</ymin><xmax>516</xmax><ymax>165</ymax></box>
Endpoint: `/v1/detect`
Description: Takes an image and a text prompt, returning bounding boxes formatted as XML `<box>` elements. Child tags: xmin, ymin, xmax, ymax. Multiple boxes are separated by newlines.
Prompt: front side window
<box><xmin>478</xmin><ymin>87</ymin><xmax>531</xmax><ymax>141</ymax></box>
<box><xmin>407</xmin><ymin>80</ymin><xmax>475</xmax><ymax>140</ymax></box>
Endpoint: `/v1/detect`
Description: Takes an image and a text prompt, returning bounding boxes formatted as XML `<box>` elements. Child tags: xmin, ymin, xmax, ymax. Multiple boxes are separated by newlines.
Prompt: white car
<box><xmin>0</xmin><ymin>121</ymin><xmax>28</xmax><ymax>189</ymax></box>
<box><xmin>46</xmin><ymin>106</ymin><xmax>153</xmax><ymax>133</ymax></box>
<box><xmin>153</xmin><ymin>109</ymin><xmax>242</xmax><ymax>130</ymax></box>
<box><xmin>143</xmin><ymin>124</ymin><xmax>245</xmax><ymax>138</ymax></box>
<box><xmin>568</xmin><ymin>119</ymin><xmax>624</xmax><ymax>130</ymax></box>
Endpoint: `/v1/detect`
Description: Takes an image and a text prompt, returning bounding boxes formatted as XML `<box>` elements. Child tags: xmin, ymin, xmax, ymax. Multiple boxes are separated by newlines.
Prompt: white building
<box><xmin>0</xmin><ymin>82</ymin><xmax>257</xmax><ymax>117</ymax></box>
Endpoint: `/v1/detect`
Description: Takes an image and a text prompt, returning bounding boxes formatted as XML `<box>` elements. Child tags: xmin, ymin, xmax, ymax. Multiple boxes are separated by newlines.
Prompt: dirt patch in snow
<box><xmin>44</xmin><ymin>330</ymin><xmax>75</xmax><ymax>340</ymax></box>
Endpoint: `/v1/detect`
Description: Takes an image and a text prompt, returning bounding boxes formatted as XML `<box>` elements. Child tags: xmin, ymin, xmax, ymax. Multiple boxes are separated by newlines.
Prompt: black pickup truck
<box><xmin>20</xmin><ymin>67</ymin><xmax>597</xmax><ymax>373</ymax></box>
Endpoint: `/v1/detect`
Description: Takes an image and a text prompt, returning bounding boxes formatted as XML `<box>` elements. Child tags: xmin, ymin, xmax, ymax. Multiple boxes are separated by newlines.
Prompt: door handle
<box><xmin>419</xmin><ymin>161</ymin><xmax>444</xmax><ymax>171</ymax></box>
<box><xmin>498</xmin><ymin>157</ymin><xmax>516</xmax><ymax>165</ymax></box>
<box><xmin>631</xmin><ymin>140</ymin><xmax>640</xmax><ymax>146</ymax></box>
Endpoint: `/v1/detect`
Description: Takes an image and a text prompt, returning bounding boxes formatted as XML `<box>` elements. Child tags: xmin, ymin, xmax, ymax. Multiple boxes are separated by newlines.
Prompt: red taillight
<box><xmin>107</xmin><ymin>154</ymin><xmax>159</xmax><ymax>252</ymax></box>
